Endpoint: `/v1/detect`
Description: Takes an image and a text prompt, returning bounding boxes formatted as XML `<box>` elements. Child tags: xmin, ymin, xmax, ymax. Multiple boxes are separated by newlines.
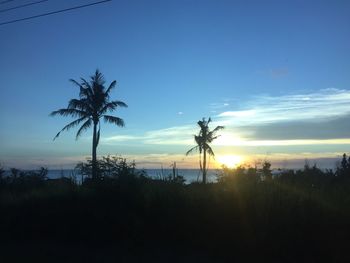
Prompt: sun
<box><xmin>217</xmin><ymin>155</ymin><xmax>243</xmax><ymax>168</ymax></box>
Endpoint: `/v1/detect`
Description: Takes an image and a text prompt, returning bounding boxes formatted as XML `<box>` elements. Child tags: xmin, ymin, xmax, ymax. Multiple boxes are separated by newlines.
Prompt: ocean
<box><xmin>44</xmin><ymin>168</ymin><xmax>220</xmax><ymax>184</ymax></box>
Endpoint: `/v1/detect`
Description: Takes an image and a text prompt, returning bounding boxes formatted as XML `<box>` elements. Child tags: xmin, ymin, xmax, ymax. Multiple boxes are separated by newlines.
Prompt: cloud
<box><xmin>103</xmin><ymin>135</ymin><xmax>141</xmax><ymax>142</ymax></box>
<box><xmin>240</xmin><ymin>115</ymin><xmax>350</xmax><ymax>140</ymax></box>
<box><xmin>103</xmin><ymin>125</ymin><xmax>196</xmax><ymax>146</ymax></box>
<box><xmin>214</xmin><ymin>88</ymin><xmax>350</xmax><ymax>142</ymax></box>
<box><xmin>217</xmin><ymin>88</ymin><xmax>350</xmax><ymax>125</ymax></box>
<box><xmin>143</xmin><ymin>126</ymin><xmax>194</xmax><ymax>145</ymax></box>
<box><xmin>104</xmin><ymin>88</ymin><xmax>350</xmax><ymax>148</ymax></box>
<box><xmin>214</xmin><ymin>138</ymin><xmax>350</xmax><ymax>147</ymax></box>
<box><xmin>218</xmin><ymin>109</ymin><xmax>256</xmax><ymax>118</ymax></box>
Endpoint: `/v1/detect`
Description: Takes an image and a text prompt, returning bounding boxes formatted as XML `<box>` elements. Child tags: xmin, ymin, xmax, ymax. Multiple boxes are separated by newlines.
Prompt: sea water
<box><xmin>44</xmin><ymin>169</ymin><xmax>220</xmax><ymax>184</ymax></box>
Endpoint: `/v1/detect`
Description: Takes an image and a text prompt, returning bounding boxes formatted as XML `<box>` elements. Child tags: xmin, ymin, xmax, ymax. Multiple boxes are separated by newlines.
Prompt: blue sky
<box><xmin>1</xmin><ymin>0</ymin><xmax>350</xmax><ymax>169</ymax></box>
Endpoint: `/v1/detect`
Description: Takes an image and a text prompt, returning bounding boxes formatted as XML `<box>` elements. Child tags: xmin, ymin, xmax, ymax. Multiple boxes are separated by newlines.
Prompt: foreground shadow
<box><xmin>0</xmin><ymin>156</ymin><xmax>350</xmax><ymax>262</ymax></box>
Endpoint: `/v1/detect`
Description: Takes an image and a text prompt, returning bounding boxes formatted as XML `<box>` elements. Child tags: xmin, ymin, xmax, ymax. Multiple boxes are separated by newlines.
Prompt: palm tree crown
<box><xmin>50</xmin><ymin>69</ymin><xmax>127</xmax><ymax>179</ymax></box>
<box><xmin>186</xmin><ymin>117</ymin><xmax>224</xmax><ymax>183</ymax></box>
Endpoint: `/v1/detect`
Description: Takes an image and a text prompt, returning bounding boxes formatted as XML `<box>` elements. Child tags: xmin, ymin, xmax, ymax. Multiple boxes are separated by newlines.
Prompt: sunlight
<box><xmin>213</xmin><ymin>132</ymin><xmax>244</xmax><ymax>146</ymax></box>
<box><xmin>217</xmin><ymin>155</ymin><xmax>243</xmax><ymax>168</ymax></box>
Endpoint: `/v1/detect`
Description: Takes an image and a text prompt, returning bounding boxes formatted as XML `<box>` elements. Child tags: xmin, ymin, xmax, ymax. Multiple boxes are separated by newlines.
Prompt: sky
<box><xmin>0</xmin><ymin>0</ymin><xmax>350</xmax><ymax>170</ymax></box>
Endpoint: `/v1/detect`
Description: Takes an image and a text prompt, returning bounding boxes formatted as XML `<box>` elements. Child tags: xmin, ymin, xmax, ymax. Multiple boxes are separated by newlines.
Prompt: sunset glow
<box><xmin>217</xmin><ymin>155</ymin><xmax>243</xmax><ymax>169</ymax></box>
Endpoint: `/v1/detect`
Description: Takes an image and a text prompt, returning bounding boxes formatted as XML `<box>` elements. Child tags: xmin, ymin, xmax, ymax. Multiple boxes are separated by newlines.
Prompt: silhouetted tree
<box><xmin>341</xmin><ymin>153</ymin><xmax>348</xmax><ymax>170</ymax></box>
<box><xmin>0</xmin><ymin>163</ymin><xmax>4</xmax><ymax>183</ymax></box>
<box><xmin>10</xmin><ymin>168</ymin><xmax>19</xmax><ymax>181</ymax></box>
<box><xmin>171</xmin><ymin>161</ymin><xmax>177</xmax><ymax>181</ymax></box>
<box><xmin>262</xmin><ymin>161</ymin><xmax>272</xmax><ymax>180</ymax></box>
<box><xmin>50</xmin><ymin>70</ymin><xmax>127</xmax><ymax>180</ymax></box>
<box><xmin>336</xmin><ymin>153</ymin><xmax>350</xmax><ymax>178</ymax></box>
<box><xmin>186</xmin><ymin>117</ymin><xmax>224</xmax><ymax>184</ymax></box>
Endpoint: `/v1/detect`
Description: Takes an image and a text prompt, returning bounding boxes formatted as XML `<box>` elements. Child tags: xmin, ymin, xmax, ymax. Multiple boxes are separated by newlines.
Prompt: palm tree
<box><xmin>186</xmin><ymin>117</ymin><xmax>224</xmax><ymax>184</ymax></box>
<box><xmin>50</xmin><ymin>70</ymin><xmax>127</xmax><ymax>180</ymax></box>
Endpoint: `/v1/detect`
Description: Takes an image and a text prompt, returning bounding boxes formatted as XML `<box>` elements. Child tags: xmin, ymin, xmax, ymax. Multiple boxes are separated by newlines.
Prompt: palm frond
<box><xmin>207</xmin><ymin>126</ymin><xmax>224</xmax><ymax>142</ymax></box>
<box><xmin>186</xmin><ymin>145</ymin><xmax>199</xmax><ymax>156</ymax></box>
<box><xmin>197</xmin><ymin>119</ymin><xmax>206</xmax><ymax>130</ymax></box>
<box><xmin>194</xmin><ymin>135</ymin><xmax>204</xmax><ymax>153</ymax></box>
<box><xmin>103</xmin><ymin>115</ymin><xmax>125</xmax><ymax>127</ymax></box>
<box><xmin>69</xmin><ymin>79</ymin><xmax>84</xmax><ymax>89</ymax></box>
<box><xmin>80</xmin><ymin>78</ymin><xmax>94</xmax><ymax>99</ymax></box>
<box><xmin>111</xmin><ymin>100</ymin><xmax>128</xmax><ymax>108</ymax></box>
<box><xmin>70</xmin><ymin>78</ymin><xmax>90</xmax><ymax>99</ymax></box>
<box><xmin>212</xmin><ymin>125</ymin><xmax>224</xmax><ymax>133</ymax></box>
<box><xmin>194</xmin><ymin>135</ymin><xmax>202</xmax><ymax>144</ymax></box>
<box><xmin>68</xmin><ymin>99</ymin><xmax>91</xmax><ymax>111</ymax></box>
<box><xmin>99</xmin><ymin>100</ymin><xmax>128</xmax><ymax>114</ymax></box>
<box><xmin>80</xmin><ymin>77</ymin><xmax>91</xmax><ymax>89</ymax></box>
<box><xmin>50</xmin><ymin>108</ymin><xmax>87</xmax><ymax>118</ymax></box>
<box><xmin>208</xmin><ymin>135</ymin><xmax>220</xmax><ymax>142</ymax></box>
<box><xmin>92</xmin><ymin>69</ymin><xmax>105</xmax><ymax>86</ymax></box>
<box><xmin>81</xmin><ymin>88</ymin><xmax>92</xmax><ymax>99</ymax></box>
<box><xmin>206</xmin><ymin>145</ymin><xmax>215</xmax><ymax>158</ymax></box>
<box><xmin>105</xmin><ymin>80</ymin><xmax>116</xmax><ymax>96</ymax></box>
<box><xmin>75</xmin><ymin>118</ymin><xmax>92</xmax><ymax>139</ymax></box>
<box><xmin>53</xmin><ymin>117</ymin><xmax>87</xmax><ymax>140</ymax></box>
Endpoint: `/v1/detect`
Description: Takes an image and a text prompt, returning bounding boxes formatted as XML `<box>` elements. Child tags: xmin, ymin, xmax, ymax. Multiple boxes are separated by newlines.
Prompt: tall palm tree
<box><xmin>186</xmin><ymin>118</ymin><xmax>224</xmax><ymax>184</ymax></box>
<box><xmin>50</xmin><ymin>70</ymin><xmax>127</xmax><ymax>180</ymax></box>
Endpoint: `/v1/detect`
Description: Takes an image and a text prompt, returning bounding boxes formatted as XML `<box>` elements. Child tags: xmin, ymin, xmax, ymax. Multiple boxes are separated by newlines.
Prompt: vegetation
<box><xmin>186</xmin><ymin>117</ymin><xmax>224</xmax><ymax>184</ymax></box>
<box><xmin>50</xmin><ymin>70</ymin><xmax>127</xmax><ymax>180</ymax></box>
<box><xmin>1</xmin><ymin>156</ymin><xmax>349</xmax><ymax>262</ymax></box>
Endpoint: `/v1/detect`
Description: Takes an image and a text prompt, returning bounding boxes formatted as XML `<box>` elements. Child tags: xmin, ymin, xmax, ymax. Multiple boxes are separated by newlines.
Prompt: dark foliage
<box><xmin>0</xmin><ymin>156</ymin><xmax>350</xmax><ymax>262</ymax></box>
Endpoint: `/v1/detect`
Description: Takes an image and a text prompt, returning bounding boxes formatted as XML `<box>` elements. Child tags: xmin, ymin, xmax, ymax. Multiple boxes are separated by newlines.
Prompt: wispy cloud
<box><xmin>103</xmin><ymin>126</ymin><xmax>195</xmax><ymax>145</ymax></box>
<box><xmin>143</xmin><ymin>126</ymin><xmax>194</xmax><ymax>145</ymax></box>
<box><xmin>217</xmin><ymin>88</ymin><xmax>350</xmax><ymax>125</ymax></box>
<box><xmin>104</xmin><ymin>135</ymin><xmax>141</xmax><ymax>142</ymax></box>
<box><xmin>218</xmin><ymin>109</ymin><xmax>256</xmax><ymax>118</ymax></box>
<box><xmin>214</xmin><ymin>138</ymin><xmax>350</xmax><ymax>147</ymax></box>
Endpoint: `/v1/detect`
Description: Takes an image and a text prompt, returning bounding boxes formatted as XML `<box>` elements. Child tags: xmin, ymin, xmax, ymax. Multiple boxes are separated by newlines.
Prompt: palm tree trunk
<box><xmin>203</xmin><ymin>149</ymin><xmax>207</xmax><ymax>184</ymax></box>
<box><xmin>92</xmin><ymin>122</ymin><xmax>97</xmax><ymax>180</ymax></box>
